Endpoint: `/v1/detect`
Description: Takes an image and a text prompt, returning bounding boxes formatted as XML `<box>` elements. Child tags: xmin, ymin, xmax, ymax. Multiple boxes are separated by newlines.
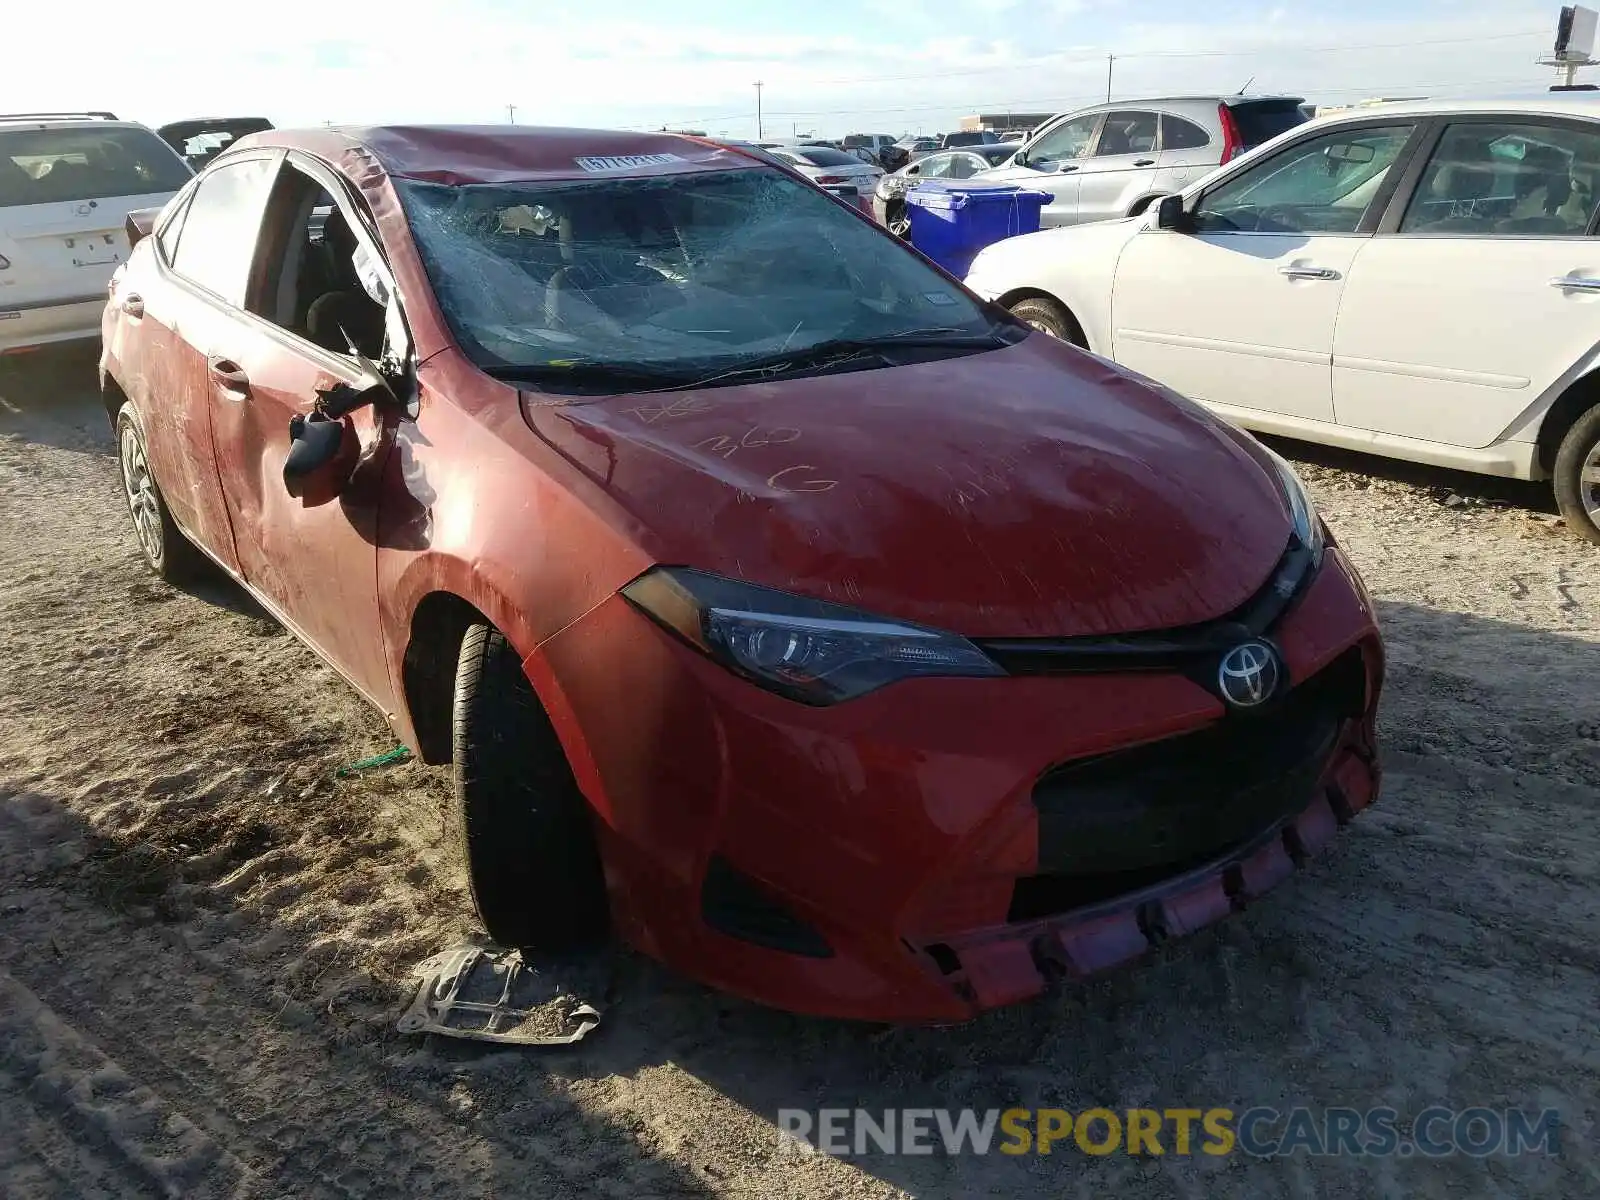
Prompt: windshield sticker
<box><xmin>923</xmin><ymin>291</ymin><xmax>959</xmax><ymax>306</ymax></box>
<box><xmin>575</xmin><ymin>153</ymin><xmax>685</xmax><ymax>173</ymax></box>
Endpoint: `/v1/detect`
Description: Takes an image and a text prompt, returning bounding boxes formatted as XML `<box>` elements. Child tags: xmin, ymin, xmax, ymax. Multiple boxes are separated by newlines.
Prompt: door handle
<box><xmin>207</xmin><ymin>356</ymin><xmax>250</xmax><ymax>396</ymax></box>
<box><xmin>1133</xmin><ymin>158</ymin><xmax>1156</xmax><ymax>167</ymax></box>
<box><xmin>1278</xmin><ymin>265</ymin><xmax>1341</xmax><ymax>281</ymax></box>
<box><xmin>1057</xmin><ymin>164</ymin><xmax>1079</xmax><ymax>173</ymax></box>
<box><xmin>1550</xmin><ymin>274</ymin><xmax>1600</xmax><ymax>291</ymax></box>
<box><xmin>120</xmin><ymin>294</ymin><xmax>144</xmax><ymax>318</ymax></box>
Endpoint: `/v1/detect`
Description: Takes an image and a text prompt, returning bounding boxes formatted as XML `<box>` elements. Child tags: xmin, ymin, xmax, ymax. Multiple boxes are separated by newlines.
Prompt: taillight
<box><xmin>816</xmin><ymin>174</ymin><xmax>848</xmax><ymax>184</ymax></box>
<box><xmin>1217</xmin><ymin>104</ymin><xmax>1243</xmax><ymax>164</ymax></box>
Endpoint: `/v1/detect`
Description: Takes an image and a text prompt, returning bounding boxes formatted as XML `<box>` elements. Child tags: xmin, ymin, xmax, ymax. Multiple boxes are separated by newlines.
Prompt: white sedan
<box><xmin>763</xmin><ymin>144</ymin><xmax>883</xmax><ymax>191</ymax></box>
<box><xmin>964</xmin><ymin>95</ymin><xmax>1600</xmax><ymax>544</ymax></box>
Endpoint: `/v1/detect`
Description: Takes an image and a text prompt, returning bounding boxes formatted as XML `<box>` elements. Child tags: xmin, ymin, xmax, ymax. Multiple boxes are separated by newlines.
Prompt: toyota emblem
<box><xmin>1217</xmin><ymin>641</ymin><xmax>1281</xmax><ymax>710</ymax></box>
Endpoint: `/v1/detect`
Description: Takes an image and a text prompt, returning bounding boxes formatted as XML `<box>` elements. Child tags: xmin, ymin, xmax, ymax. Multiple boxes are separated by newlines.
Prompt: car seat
<box><xmin>303</xmin><ymin>209</ymin><xmax>385</xmax><ymax>358</ymax></box>
<box><xmin>544</xmin><ymin>198</ymin><xmax>673</xmax><ymax>327</ymax></box>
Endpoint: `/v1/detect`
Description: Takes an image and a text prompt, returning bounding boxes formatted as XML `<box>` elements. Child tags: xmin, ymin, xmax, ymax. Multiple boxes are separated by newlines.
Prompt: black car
<box><xmin>941</xmin><ymin>131</ymin><xmax>999</xmax><ymax>148</ymax></box>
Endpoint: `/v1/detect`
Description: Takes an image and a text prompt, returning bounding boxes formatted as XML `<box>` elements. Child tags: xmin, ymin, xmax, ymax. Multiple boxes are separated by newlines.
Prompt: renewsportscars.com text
<box><xmin>777</xmin><ymin>1106</ymin><xmax>1562</xmax><ymax>1159</ymax></box>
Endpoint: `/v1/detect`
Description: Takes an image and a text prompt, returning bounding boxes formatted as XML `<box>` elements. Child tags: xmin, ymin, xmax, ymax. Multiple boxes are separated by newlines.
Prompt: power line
<box><xmin>802</xmin><ymin>29</ymin><xmax>1546</xmax><ymax>88</ymax></box>
<box><xmin>662</xmin><ymin>75</ymin><xmax>1539</xmax><ymax>125</ymax></box>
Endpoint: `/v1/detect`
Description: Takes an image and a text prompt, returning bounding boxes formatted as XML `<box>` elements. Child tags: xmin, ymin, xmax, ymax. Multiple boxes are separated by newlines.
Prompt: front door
<box><xmin>204</xmin><ymin>156</ymin><xmax>400</xmax><ymax>710</ymax></box>
<box><xmin>1074</xmin><ymin>109</ymin><xmax>1161</xmax><ymax>223</ymax></box>
<box><xmin>1112</xmin><ymin>121</ymin><xmax>1418</xmax><ymax>424</ymax></box>
<box><xmin>983</xmin><ymin>110</ymin><xmax>1101</xmax><ymax>226</ymax></box>
<box><xmin>1334</xmin><ymin>118</ymin><xmax>1600</xmax><ymax>447</ymax></box>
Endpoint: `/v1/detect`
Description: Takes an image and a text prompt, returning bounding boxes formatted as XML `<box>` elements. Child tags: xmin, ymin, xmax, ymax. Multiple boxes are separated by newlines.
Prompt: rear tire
<box><xmin>1008</xmin><ymin>296</ymin><xmax>1085</xmax><ymax>347</ymax></box>
<box><xmin>451</xmin><ymin>623</ymin><xmax>609</xmax><ymax>951</ymax></box>
<box><xmin>115</xmin><ymin>405</ymin><xmax>207</xmax><ymax>582</ymax></box>
<box><xmin>1553</xmin><ymin>402</ymin><xmax>1600</xmax><ymax>546</ymax></box>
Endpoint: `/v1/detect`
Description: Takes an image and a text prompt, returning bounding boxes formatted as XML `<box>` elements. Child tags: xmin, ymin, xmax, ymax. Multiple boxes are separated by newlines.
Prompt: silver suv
<box><xmin>978</xmin><ymin>95</ymin><xmax>1307</xmax><ymax>226</ymax></box>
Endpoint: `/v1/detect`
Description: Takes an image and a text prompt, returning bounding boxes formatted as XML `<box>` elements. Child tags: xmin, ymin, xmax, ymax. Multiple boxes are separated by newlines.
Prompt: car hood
<box><xmin>522</xmin><ymin>334</ymin><xmax>1291</xmax><ymax>638</ymax></box>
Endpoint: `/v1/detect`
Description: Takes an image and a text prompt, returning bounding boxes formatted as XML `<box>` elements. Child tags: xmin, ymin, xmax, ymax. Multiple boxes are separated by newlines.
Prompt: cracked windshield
<box><xmin>397</xmin><ymin>166</ymin><xmax>1002</xmax><ymax>388</ymax></box>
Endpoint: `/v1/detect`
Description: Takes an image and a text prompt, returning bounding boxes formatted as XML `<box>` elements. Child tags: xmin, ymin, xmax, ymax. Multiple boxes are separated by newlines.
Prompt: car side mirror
<box><xmin>283</xmin><ymin>411</ymin><xmax>358</xmax><ymax>504</ymax></box>
<box><xmin>283</xmin><ymin>356</ymin><xmax>394</xmax><ymax>502</ymax></box>
<box><xmin>1155</xmin><ymin>193</ymin><xmax>1192</xmax><ymax>231</ymax></box>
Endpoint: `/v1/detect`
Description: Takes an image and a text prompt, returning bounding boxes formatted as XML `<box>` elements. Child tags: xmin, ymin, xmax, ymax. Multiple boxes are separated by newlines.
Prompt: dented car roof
<box><xmin>232</xmin><ymin>125</ymin><xmax>755</xmax><ymax>185</ymax></box>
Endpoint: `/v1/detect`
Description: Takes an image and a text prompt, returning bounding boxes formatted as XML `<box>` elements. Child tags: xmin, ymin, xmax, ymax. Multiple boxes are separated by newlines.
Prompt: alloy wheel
<box><xmin>1582</xmin><ymin>436</ymin><xmax>1600</xmax><ymax>526</ymax></box>
<box><xmin>120</xmin><ymin>424</ymin><xmax>163</xmax><ymax>564</ymax></box>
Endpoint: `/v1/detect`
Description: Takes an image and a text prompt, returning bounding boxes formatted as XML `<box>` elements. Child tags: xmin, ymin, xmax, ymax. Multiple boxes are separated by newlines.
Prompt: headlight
<box><xmin>1262</xmin><ymin>446</ymin><xmax>1324</xmax><ymax>563</ymax></box>
<box><xmin>621</xmin><ymin>567</ymin><xmax>1003</xmax><ymax>705</ymax></box>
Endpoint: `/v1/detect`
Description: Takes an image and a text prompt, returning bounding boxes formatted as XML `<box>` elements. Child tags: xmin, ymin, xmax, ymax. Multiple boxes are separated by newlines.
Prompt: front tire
<box><xmin>451</xmin><ymin>623</ymin><xmax>609</xmax><ymax>951</ymax></box>
<box><xmin>1007</xmin><ymin>296</ymin><xmax>1085</xmax><ymax>347</ymax></box>
<box><xmin>886</xmin><ymin>199</ymin><xmax>910</xmax><ymax>238</ymax></box>
<box><xmin>1553</xmin><ymin>402</ymin><xmax>1600</xmax><ymax>546</ymax></box>
<box><xmin>115</xmin><ymin>405</ymin><xmax>206</xmax><ymax>582</ymax></box>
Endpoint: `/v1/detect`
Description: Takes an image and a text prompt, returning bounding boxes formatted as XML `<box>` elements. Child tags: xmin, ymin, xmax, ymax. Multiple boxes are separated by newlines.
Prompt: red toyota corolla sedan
<box><xmin>100</xmin><ymin>125</ymin><xmax>1382</xmax><ymax>1022</ymax></box>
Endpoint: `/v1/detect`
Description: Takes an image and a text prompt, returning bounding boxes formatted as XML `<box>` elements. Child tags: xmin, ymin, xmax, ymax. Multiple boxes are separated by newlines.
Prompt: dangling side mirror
<box><xmin>283</xmin><ymin>351</ymin><xmax>396</xmax><ymax>503</ymax></box>
<box><xmin>283</xmin><ymin>411</ymin><xmax>359</xmax><ymax>504</ymax></box>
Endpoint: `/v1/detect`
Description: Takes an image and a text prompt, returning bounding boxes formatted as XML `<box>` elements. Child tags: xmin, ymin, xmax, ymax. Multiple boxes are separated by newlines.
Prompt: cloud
<box><xmin>0</xmin><ymin>0</ymin><xmax>1566</xmax><ymax>138</ymax></box>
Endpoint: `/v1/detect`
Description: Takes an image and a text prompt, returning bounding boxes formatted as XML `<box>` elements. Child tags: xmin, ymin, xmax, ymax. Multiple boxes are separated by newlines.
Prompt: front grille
<box><xmin>976</xmin><ymin>535</ymin><xmax>1317</xmax><ymax>677</ymax></box>
<box><xmin>1010</xmin><ymin>649</ymin><xmax>1365</xmax><ymax>922</ymax></box>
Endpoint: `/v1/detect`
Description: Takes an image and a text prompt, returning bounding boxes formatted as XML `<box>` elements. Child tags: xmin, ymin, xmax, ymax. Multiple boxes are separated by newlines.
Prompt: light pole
<box><xmin>507</xmin><ymin>103</ymin><xmax>517</xmax><ymax>124</ymax></box>
<box><xmin>753</xmin><ymin>81</ymin><xmax>764</xmax><ymax>140</ymax></box>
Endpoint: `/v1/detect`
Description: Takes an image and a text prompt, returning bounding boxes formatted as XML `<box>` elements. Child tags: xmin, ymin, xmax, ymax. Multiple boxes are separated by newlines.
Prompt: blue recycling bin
<box><xmin>904</xmin><ymin>180</ymin><xmax>1052</xmax><ymax>278</ymax></box>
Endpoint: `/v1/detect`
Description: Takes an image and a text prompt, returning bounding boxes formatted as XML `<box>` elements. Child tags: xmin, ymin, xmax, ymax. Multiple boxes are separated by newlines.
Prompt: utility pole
<box><xmin>1105</xmin><ymin>54</ymin><xmax>1114</xmax><ymax>102</ymax></box>
<box><xmin>753</xmin><ymin>81</ymin><xmax>764</xmax><ymax>140</ymax></box>
<box><xmin>506</xmin><ymin>103</ymin><xmax>517</xmax><ymax>124</ymax></box>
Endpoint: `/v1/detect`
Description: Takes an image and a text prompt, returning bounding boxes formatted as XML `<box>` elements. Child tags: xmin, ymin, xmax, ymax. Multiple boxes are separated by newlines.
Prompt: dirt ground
<box><xmin>1</xmin><ymin>345</ymin><xmax>1596</xmax><ymax>1199</ymax></box>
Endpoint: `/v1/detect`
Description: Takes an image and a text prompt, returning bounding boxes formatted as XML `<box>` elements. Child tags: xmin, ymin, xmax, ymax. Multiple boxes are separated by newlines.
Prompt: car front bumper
<box><xmin>529</xmin><ymin>545</ymin><xmax>1383</xmax><ymax>1023</ymax></box>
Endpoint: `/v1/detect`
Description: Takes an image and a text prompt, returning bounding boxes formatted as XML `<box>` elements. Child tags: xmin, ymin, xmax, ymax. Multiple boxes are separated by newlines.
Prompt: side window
<box><xmin>1026</xmin><ymin>114</ymin><xmax>1100</xmax><ymax>165</ymax></box>
<box><xmin>248</xmin><ymin>161</ymin><xmax>387</xmax><ymax>359</ymax></box>
<box><xmin>169</xmin><ymin>157</ymin><xmax>276</xmax><ymax>305</ymax></box>
<box><xmin>1399</xmin><ymin>121</ymin><xmax>1600</xmax><ymax>236</ymax></box>
<box><xmin>920</xmin><ymin>154</ymin><xmax>955</xmax><ymax>179</ymax></box>
<box><xmin>1096</xmin><ymin>111</ymin><xmax>1158</xmax><ymax>157</ymax></box>
<box><xmin>155</xmin><ymin>190</ymin><xmax>193</xmax><ymax>263</ymax></box>
<box><xmin>1161</xmin><ymin>115</ymin><xmax>1210</xmax><ymax>152</ymax></box>
<box><xmin>1193</xmin><ymin>124</ymin><xmax>1414</xmax><ymax>235</ymax></box>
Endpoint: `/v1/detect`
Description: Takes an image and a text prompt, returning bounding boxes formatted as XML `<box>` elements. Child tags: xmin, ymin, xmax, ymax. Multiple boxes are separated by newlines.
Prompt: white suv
<box><xmin>965</xmin><ymin>95</ymin><xmax>1600</xmax><ymax>543</ymax></box>
<box><xmin>1</xmin><ymin>113</ymin><xmax>192</xmax><ymax>355</ymax></box>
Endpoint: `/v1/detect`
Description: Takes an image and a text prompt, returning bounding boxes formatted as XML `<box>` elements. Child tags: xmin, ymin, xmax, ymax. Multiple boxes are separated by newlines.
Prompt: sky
<box><xmin>2</xmin><ymin>0</ymin><xmax>1580</xmax><ymax>139</ymax></box>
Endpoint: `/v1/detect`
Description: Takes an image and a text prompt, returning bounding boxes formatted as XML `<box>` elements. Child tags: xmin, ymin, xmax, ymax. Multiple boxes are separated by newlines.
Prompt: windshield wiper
<box><xmin>680</xmin><ymin>326</ymin><xmax>1016</xmax><ymax>387</ymax></box>
<box><xmin>481</xmin><ymin>361</ymin><xmax>693</xmax><ymax>391</ymax></box>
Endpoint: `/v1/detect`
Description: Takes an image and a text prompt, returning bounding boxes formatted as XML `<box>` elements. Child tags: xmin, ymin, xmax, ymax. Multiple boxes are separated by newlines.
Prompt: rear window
<box><xmin>794</xmin><ymin>147</ymin><xmax>858</xmax><ymax>167</ymax></box>
<box><xmin>0</xmin><ymin>126</ymin><xmax>191</xmax><ymax>208</ymax></box>
<box><xmin>943</xmin><ymin>132</ymin><xmax>991</xmax><ymax>147</ymax></box>
<box><xmin>1228</xmin><ymin>101</ymin><xmax>1310</xmax><ymax>147</ymax></box>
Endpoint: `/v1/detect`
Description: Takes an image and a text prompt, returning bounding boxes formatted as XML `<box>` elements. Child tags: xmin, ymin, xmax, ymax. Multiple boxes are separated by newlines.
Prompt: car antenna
<box><xmin>1237</xmin><ymin>76</ymin><xmax>1255</xmax><ymax>95</ymax></box>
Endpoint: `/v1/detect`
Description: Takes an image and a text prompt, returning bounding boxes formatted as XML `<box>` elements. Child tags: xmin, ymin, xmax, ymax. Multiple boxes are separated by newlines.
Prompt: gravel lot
<box><xmin>2</xmin><ymin>345</ymin><xmax>1596</xmax><ymax>1199</ymax></box>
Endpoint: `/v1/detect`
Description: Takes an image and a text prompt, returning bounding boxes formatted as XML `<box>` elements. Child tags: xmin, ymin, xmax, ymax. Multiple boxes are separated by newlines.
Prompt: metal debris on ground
<box><xmin>398</xmin><ymin>941</ymin><xmax>602</xmax><ymax>1045</ymax></box>
<box><xmin>334</xmin><ymin>746</ymin><xmax>412</xmax><ymax>778</ymax></box>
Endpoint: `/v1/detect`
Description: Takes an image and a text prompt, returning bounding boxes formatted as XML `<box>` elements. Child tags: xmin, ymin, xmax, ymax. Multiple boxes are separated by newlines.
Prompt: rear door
<box><xmin>1156</xmin><ymin>111</ymin><xmax>1215</xmax><ymax>193</ymax></box>
<box><xmin>0</xmin><ymin>123</ymin><xmax>191</xmax><ymax>328</ymax></box>
<box><xmin>1074</xmin><ymin>109</ymin><xmax>1162</xmax><ymax>222</ymax></box>
<box><xmin>134</xmin><ymin>151</ymin><xmax>281</xmax><ymax>572</ymax></box>
<box><xmin>1333</xmin><ymin>116</ymin><xmax>1600</xmax><ymax>447</ymax></box>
